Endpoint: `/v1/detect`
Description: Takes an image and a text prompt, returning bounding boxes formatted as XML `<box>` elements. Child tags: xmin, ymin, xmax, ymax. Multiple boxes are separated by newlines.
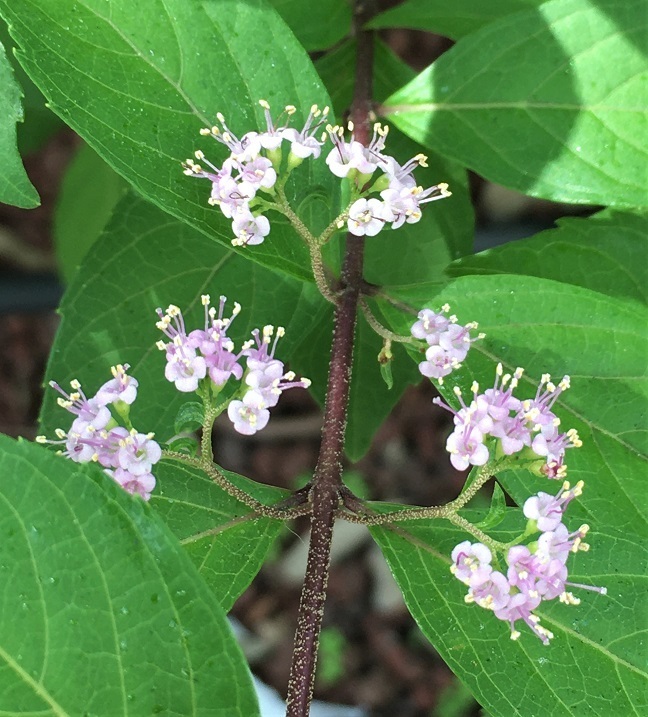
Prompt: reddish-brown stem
<box><xmin>284</xmin><ymin>4</ymin><xmax>377</xmax><ymax>715</ymax></box>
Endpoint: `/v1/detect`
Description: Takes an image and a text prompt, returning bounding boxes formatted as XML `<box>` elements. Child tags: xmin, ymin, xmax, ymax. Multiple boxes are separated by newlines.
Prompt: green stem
<box><xmin>163</xmin><ymin>450</ymin><xmax>311</xmax><ymax>520</ymax></box>
<box><xmin>359</xmin><ymin>299</ymin><xmax>416</xmax><ymax>344</ymax></box>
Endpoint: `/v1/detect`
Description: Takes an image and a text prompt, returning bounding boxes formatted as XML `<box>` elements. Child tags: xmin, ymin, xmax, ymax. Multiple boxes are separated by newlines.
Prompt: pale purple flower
<box><xmin>489</xmin><ymin>415</ymin><xmax>532</xmax><ymax>455</ymax></box>
<box><xmin>531</xmin><ymin>425</ymin><xmax>582</xmax><ymax>471</ymax></box>
<box><xmin>450</xmin><ymin>541</ymin><xmax>493</xmax><ymax>586</ymax></box>
<box><xmin>347</xmin><ymin>197</ymin><xmax>388</xmax><ymax>237</ymax></box>
<box><xmin>446</xmin><ymin>424</ymin><xmax>489</xmax><ymax>471</ymax></box>
<box><xmin>537</xmin><ymin>523</ymin><xmax>590</xmax><ymax>564</ymax></box>
<box><xmin>110</xmin><ymin>468</ymin><xmax>156</xmax><ymax>501</ymax></box>
<box><xmin>231</xmin><ymin>210</ymin><xmax>270</xmax><ymax>247</ymax></box>
<box><xmin>48</xmin><ymin>379</ymin><xmax>111</xmax><ymax>431</ymax></box>
<box><xmin>94</xmin><ymin>426</ymin><xmax>130</xmax><ymax>468</ymax></box>
<box><xmin>164</xmin><ymin>350</ymin><xmax>207</xmax><ymax>392</ymax></box>
<box><xmin>418</xmin><ymin>345</ymin><xmax>461</xmax><ymax>381</ymax></box>
<box><xmin>325</xmin><ymin>136</ymin><xmax>364</xmax><ymax>178</ymax></box>
<box><xmin>411</xmin><ymin>306</ymin><xmax>451</xmax><ymax>344</ymax></box>
<box><xmin>117</xmin><ymin>431</ymin><xmax>161</xmax><ymax>476</ymax></box>
<box><xmin>257</xmin><ymin>99</ymin><xmax>293</xmax><ymax>150</ymax></box>
<box><xmin>378</xmin><ymin>153</ymin><xmax>427</xmax><ymax>189</ymax></box>
<box><xmin>63</xmin><ymin>426</ymin><xmax>98</xmax><ymax>463</ymax></box>
<box><xmin>227</xmin><ymin>390</ymin><xmax>270</xmax><ymax>435</ymax></box>
<box><xmin>206</xmin><ymin>112</ymin><xmax>262</xmax><ymax>162</ymax></box>
<box><xmin>95</xmin><ymin>364</ymin><xmax>139</xmax><ymax>406</ymax></box>
<box><xmin>493</xmin><ymin>591</ymin><xmax>550</xmax><ymax>644</ymax></box>
<box><xmin>467</xmin><ymin>571</ymin><xmax>510</xmax><ymax>611</ymax></box>
<box><xmin>237</xmin><ymin>156</ymin><xmax>277</xmax><ymax>191</ymax></box>
<box><xmin>481</xmin><ymin>363</ymin><xmax>524</xmax><ymax>423</ymax></box>
<box><xmin>523</xmin><ymin>481</ymin><xmax>584</xmax><ymax>532</ymax></box>
<box><xmin>209</xmin><ymin>174</ymin><xmax>255</xmax><ymax>218</ymax></box>
<box><xmin>438</xmin><ymin>322</ymin><xmax>480</xmax><ymax>362</ymax></box>
<box><xmin>282</xmin><ymin>104</ymin><xmax>328</xmax><ymax>159</ymax></box>
<box><xmin>522</xmin><ymin>374</ymin><xmax>570</xmax><ymax>429</ymax></box>
<box><xmin>380</xmin><ymin>183</ymin><xmax>424</xmax><ymax>228</ymax></box>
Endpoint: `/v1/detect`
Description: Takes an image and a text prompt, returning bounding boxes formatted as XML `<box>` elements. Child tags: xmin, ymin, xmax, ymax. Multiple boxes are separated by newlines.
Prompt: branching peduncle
<box><xmin>284</xmin><ymin>3</ymin><xmax>377</xmax><ymax>714</ymax></box>
<box><xmin>359</xmin><ymin>298</ymin><xmax>416</xmax><ymax>344</ymax></box>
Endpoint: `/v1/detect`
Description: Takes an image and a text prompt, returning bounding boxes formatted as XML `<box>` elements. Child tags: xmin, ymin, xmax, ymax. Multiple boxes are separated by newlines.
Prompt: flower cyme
<box><xmin>38</xmin><ymin>368</ymin><xmax>159</xmax><ymax>501</ymax></box>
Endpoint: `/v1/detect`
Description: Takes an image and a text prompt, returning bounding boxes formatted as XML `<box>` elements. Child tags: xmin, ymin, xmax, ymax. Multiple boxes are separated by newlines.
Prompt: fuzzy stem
<box><xmin>284</xmin><ymin>4</ymin><xmax>376</xmax><ymax>714</ymax></box>
<box><xmin>360</xmin><ymin>298</ymin><xmax>416</xmax><ymax>344</ymax></box>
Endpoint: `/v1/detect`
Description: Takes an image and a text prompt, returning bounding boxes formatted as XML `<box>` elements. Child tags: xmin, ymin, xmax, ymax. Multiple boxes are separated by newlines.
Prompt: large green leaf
<box><xmin>371</xmin><ymin>511</ymin><xmax>646</xmax><ymax>716</ymax></box>
<box><xmin>367</xmin><ymin>0</ymin><xmax>542</xmax><ymax>40</ymax></box>
<box><xmin>151</xmin><ymin>460</ymin><xmax>286</xmax><ymax>612</ymax></box>
<box><xmin>447</xmin><ymin>208</ymin><xmax>648</xmax><ymax>305</ymax></box>
<box><xmin>269</xmin><ymin>0</ymin><xmax>351</xmax><ymax>51</ymax></box>
<box><xmin>39</xmin><ymin>191</ymin><xmax>323</xmax><ymax>446</ymax></box>
<box><xmin>54</xmin><ymin>142</ymin><xmax>127</xmax><ymax>283</ymax></box>
<box><xmin>0</xmin><ymin>0</ymin><xmax>336</xmax><ymax>280</ymax></box>
<box><xmin>0</xmin><ymin>435</ymin><xmax>259</xmax><ymax>716</ymax></box>
<box><xmin>383</xmin><ymin>0</ymin><xmax>648</xmax><ymax>207</ymax></box>
<box><xmin>0</xmin><ymin>19</ymin><xmax>63</xmax><ymax>154</ymax></box>
<box><xmin>0</xmin><ymin>38</ymin><xmax>38</xmax><ymax>207</ymax></box>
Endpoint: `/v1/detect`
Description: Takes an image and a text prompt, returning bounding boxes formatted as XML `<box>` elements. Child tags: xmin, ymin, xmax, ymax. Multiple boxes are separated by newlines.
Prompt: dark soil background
<box><xmin>0</xmin><ymin>20</ymin><xmax>587</xmax><ymax>717</ymax></box>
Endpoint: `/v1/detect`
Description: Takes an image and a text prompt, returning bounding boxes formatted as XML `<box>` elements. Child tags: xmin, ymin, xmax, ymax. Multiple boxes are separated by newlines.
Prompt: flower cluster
<box><xmin>451</xmin><ymin>481</ymin><xmax>606</xmax><ymax>644</ymax></box>
<box><xmin>184</xmin><ymin>101</ymin><xmax>451</xmax><ymax>246</ymax></box>
<box><xmin>410</xmin><ymin>304</ymin><xmax>484</xmax><ymax>382</ymax></box>
<box><xmin>156</xmin><ymin>295</ymin><xmax>310</xmax><ymax>435</ymax></box>
<box><xmin>326</xmin><ymin>123</ymin><xmax>451</xmax><ymax>237</ymax></box>
<box><xmin>37</xmin><ymin>365</ymin><xmax>160</xmax><ymax>500</ymax></box>
<box><xmin>434</xmin><ymin>364</ymin><xmax>582</xmax><ymax>476</ymax></box>
<box><xmin>183</xmin><ymin>102</ymin><xmax>328</xmax><ymax>247</ymax></box>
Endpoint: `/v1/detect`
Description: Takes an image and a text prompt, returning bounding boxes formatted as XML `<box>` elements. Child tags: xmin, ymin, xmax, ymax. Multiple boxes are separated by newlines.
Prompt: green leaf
<box><xmin>268</xmin><ymin>0</ymin><xmax>351</xmax><ymax>51</ymax></box>
<box><xmin>0</xmin><ymin>19</ymin><xmax>63</xmax><ymax>154</ymax></box>
<box><xmin>0</xmin><ymin>435</ymin><xmax>259</xmax><ymax>716</ymax></box>
<box><xmin>448</xmin><ymin>208</ymin><xmax>648</xmax><ymax>305</ymax></box>
<box><xmin>475</xmin><ymin>482</ymin><xmax>507</xmax><ymax>530</ymax></box>
<box><xmin>54</xmin><ymin>143</ymin><xmax>127</xmax><ymax>284</ymax></box>
<box><xmin>368</xmin><ymin>0</ymin><xmax>542</xmax><ymax>40</ymax></box>
<box><xmin>151</xmin><ymin>460</ymin><xmax>286</xmax><ymax>611</ymax></box>
<box><xmin>383</xmin><ymin>0</ymin><xmax>648</xmax><ymax>207</ymax></box>
<box><xmin>0</xmin><ymin>0</ymin><xmax>336</xmax><ymax>280</ymax></box>
<box><xmin>173</xmin><ymin>402</ymin><xmax>205</xmax><ymax>435</ymax></box>
<box><xmin>39</xmin><ymin>192</ymin><xmax>323</xmax><ymax>448</ymax></box>
<box><xmin>371</xmin><ymin>511</ymin><xmax>647</xmax><ymax>716</ymax></box>
<box><xmin>0</xmin><ymin>38</ymin><xmax>38</xmax><ymax>207</ymax></box>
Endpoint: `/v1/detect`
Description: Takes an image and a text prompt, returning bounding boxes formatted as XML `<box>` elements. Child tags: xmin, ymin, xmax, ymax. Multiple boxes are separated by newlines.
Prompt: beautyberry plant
<box><xmin>0</xmin><ymin>0</ymin><xmax>645</xmax><ymax>716</ymax></box>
